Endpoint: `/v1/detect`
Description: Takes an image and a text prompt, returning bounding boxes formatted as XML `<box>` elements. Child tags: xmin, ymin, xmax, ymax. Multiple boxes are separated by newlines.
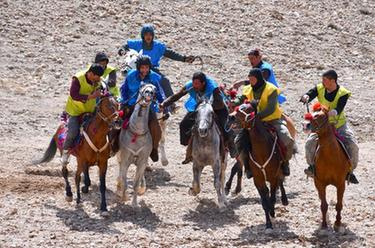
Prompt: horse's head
<box><xmin>195</xmin><ymin>96</ymin><xmax>214</xmax><ymax>138</ymax></box>
<box><xmin>231</xmin><ymin>100</ymin><xmax>258</xmax><ymax>128</ymax></box>
<box><xmin>96</xmin><ymin>95</ymin><xmax>121</xmax><ymax>129</ymax></box>
<box><xmin>120</xmin><ymin>49</ymin><xmax>142</xmax><ymax>75</ymax></box>
<box><xmin>138</xmin><ymin>83</ymin><xmax>156</xmax><ymax>107</ymax></box>
<box><xmin>304</xmin><ymin>104</ymin><xmax>330</xmax><ymax>134</ymax></box>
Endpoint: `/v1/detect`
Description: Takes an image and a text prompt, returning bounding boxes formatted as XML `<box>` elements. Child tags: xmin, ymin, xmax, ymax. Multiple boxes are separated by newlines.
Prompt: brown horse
<box><xmin>35</xmin><ymin>95</ymin><xmax>119</xmax><ymax>215</ymax></box>
<box><xmin>233</xmin><ymin>101</ymin><xmax>289</xmax><ymax>230</ymax></box>
<box><xmin>307</xmin><ymin>106</ymin><xmax>351</xmax><ymax>232</ymax></box>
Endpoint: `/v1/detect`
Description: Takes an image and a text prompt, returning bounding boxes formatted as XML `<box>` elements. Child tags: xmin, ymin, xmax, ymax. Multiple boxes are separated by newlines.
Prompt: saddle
<box><xmin>263</xmin><ymin>122</ymin><xmax>288</xmax><ymax>161</ymax></box>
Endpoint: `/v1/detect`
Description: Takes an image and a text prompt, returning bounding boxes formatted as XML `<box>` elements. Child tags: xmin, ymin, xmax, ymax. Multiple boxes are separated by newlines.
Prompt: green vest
<box><xmin>65</xmin><ymin>70</ymin><xmax>98</xmax><ymax>116</ymax></box>
<box><xmin>317</xmin><ymin>83</ymin><xmax>351</xmax><ymax>128</ymax></box>
<box><xmin>103</xmin><ymin>65</ymin><xmax>119</xmax><ymax>97</ymax></box>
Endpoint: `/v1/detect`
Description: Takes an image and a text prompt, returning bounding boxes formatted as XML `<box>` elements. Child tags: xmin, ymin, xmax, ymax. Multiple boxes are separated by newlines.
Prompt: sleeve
<box><xmin>154</xmin><ymin>79</ymin><xmax>166</xmax><ymax>103</ymax></box>
<box><xmin>335</xmin><ymin>94</ymin><xmax>349</xmax><ymax>115</ymax></box>
<box><xmin>70</xmin><ymin>77</ymin><xmax>88</xmax><ymax>102</ymax></box>
<box><xmin>212</xmin><ymin>88</ymin><xmax>226</xmax><ymax>110</ymax></box>
<box><xmin>163</xmin><ymin>47</ymin><xmax>186</xmax><ymax>62</ymax></box>
<box><xmin>120</xmin><ymin>78</ymin><xmax>129</xmax><ymax>104</ymax></box>
<box><xmin>162</xmin><ymin>86</ymin><xmax>188</xmax><ymax>108</ymax></box>
<box><xmin>107</xmin><ymin>70</ymin><xmax>117</xmax><ymax>87</ymax></box>
<box><xmin>305</xmin><ymin>86</ymin><xmax>318</xmax><ymax>102</ymax></box>
<box><xmin>257</xmin><ymin>90</ymin><xmax>278</xmax><ymax>119</ymax></box>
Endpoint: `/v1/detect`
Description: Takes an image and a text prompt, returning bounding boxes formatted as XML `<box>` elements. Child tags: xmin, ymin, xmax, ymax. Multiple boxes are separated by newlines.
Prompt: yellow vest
<box><xmin>103</xmin><ymin>65</ymin><xmax>119</xmax><ymax>97</ymax></box>
<box><xmin>65</xmin><ymin>70</ymin><xmax>99</xmax><ymax>116</ymax></box>
<box><xmin>317</xmin><ymin>83</ymin><xmax>351</xmax><ymax>128</ymax></box>
<box><xmin>243</xmin><ymin>82</ymin><xmax>282</xmax><ymax>121</ymax></box>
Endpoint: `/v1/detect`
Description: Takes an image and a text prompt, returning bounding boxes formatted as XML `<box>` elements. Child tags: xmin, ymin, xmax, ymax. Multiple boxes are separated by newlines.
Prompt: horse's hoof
<box><xmin>334</xmin><ymin>223</ymin><xmax>346</xmax><ymax>233</ymax></box>
<box><xmin>100</xmin><ymin>211</ymin><xmax>110</xmax><ymax>218</ymax></box>
<box><xmin>161</xmin><ymin>159</ymin><xmax>169</xmax><ymax>166</ymax></box>
<box><xmin>265</xmin><ymin>228</ymin><xmax>273</xmax><ymax>234</ymax></box>
<box><xmin>137</xmin><ymin>187</ymin><xmax>146</xmax><ymax>196</ymax></box>
<box><xmin>218</xmin><ymin>204</ymin><xmax>226</xmax><ymax>212</ymax></box>
<box><xmin>81</xmin><ymin>186</ymin><xmax>89</xmax><ymax>194</ymax></box>
<box><xmin>188</xmin><ymin>188</ymin><xmax>198</xmax><ymax>196</ymax></box>
<box><xmin>65</xmin><ymin>196</ymin><xmax>73</xmax><ymax>202</ymax></box>
<box><xmin>224</xmin><ymin>187</ymin><xmax>230</xmax><ymax>196</ymax></box>
<box><xmin>122</xmin><ymin>193</ymin><xmax>130</xmax><ymax>202</ymax></box>
<box><xmin>317</xmin><ymin>226</ymin><xmax>329</xmax><ymax>236</ymax></box>
<box><xmin>281</xmin><ymin>197</ymin><xmax>289</xmax><ymax>206</ymax></box>
<box><xmin>270</xmin><ymin>210</ymin><xmax>275</xmax><ymax>218</ymax></box>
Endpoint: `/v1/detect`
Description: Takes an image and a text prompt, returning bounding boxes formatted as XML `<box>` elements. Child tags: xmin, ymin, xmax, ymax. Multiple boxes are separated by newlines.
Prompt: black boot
<box><xmin>347</xmin><ymin>173</ymin><xmax>359</xmax><ymax>184</ymax></box>
<box><xmin>282</xmin><ymin>161</ymin><xmax>290</xmax><ymax>176</ymax></box>
<box><xmin>150</xmin><ymin>148</ymin><xmax>159</xmax><ymax>162</ymax></box>
<box><xmin>304</xmin><ymin>164</ymin><xmax>315</xmax><ymax>177</ymax></box>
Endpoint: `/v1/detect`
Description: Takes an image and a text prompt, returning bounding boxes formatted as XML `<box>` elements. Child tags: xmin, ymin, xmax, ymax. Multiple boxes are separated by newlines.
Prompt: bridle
<box><xmin>96</xmin><ymin>96</ymin><xmax>119</xmax><ymax>126</ymax></box>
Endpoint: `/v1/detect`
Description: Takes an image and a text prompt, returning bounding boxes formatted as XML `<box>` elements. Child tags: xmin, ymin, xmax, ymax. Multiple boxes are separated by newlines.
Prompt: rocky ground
<box><xmin>0</xmin><ymin>0</ymin><xmax>374</xmax><ymax>247</ymax></box>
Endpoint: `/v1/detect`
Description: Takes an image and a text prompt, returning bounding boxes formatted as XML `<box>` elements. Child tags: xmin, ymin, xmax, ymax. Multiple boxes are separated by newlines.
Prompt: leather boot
<box><xmin>149</xmin><ymin>113</ymin><xmax>162</xmax><ymax>162</ymax></box>
<box><xmin>182</xmin><ymin>138</ymin><xmax>193</xmax><ymax>164</ymax></box>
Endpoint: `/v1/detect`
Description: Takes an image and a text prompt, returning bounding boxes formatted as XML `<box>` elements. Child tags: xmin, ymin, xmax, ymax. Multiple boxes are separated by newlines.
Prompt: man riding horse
<box><xmin>94</xmin><ymin>52</ymin><xmax>119</xmax><ymax>97</ymax></box>
<box><xmin>61</xmin><ymin>64</ymin><xmax>105</xmax><ymax>165</ymax></box>
<box><xmin>235</xmin><ymin>68</ymin><xmax>294</xmax><ymax>178</ymax></box>
<box><xmin>119</xmin><ymin>55</ymin><xmax>165</xmax><ymax>162</ymax></box>
<box><xmin>118</xmin><ymin>24</ymin><xmax>196</xmax><ymax>113</ymax></box>
<box><xmin>160</xmin><ymin>71</ymin><xmax>236</xmax><ymax>164</ymax></box>
<box><xmin>233</xmin><ymin>48</ymin><xmax>287</xmax><ymax>104</ymax></box>
<box><xmin>300</xmin><ymin>70</ymin><xmax>359</xmax><ymax>184</ymax></box>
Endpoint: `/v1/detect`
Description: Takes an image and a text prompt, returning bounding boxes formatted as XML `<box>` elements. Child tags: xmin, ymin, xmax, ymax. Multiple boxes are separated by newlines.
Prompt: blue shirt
<box><xmin>184</xmin><ymin>76</ymin><xmax>219</xmax><ymax>112</ymax></box>
<box><xmin>127</xmin><ymin>39</ymin><xmax>166</xmax><ymax>68</ymax></box>
<box><xmin>259</xmin><ymin>61</ymin><xmax>286</xmax><ymax>104</ymax></box>
<box><xmin>120</xmin><ymin>69</ymin><xmax>165</xmax><ymax>112</ymax></box>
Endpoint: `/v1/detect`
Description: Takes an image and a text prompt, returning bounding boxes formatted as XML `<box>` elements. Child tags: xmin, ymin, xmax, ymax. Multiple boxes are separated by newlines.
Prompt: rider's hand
<box><xmin>159</xmin><ymin>103</ymin><xmax>164</xmax><ymax>113</ymax></box>
<box><xmin>300</xmin><ymin>94</ymin><xmax>310</xmax><ymax>103</ymax></box>
<box><xmin>88</xmin><ymin>90</ymin><xmax>102</xmax><ymax>100</ymax></box>
<box><xmin>118</xmin><ymin>48</ymin><xmax>126</xmax><ymax>56</ymax></box>
<box><xmin>328</xmin><ymin>109</ymin><xmax>338</xmax><ymax>117</ymax></box>
<box><xmin>232</xmin><ymin>80</ymin><xmax>244</xmax><ymax>90</ymax></box>
<box><xmin>185</xmin><ymin>56</ymin><xmax>195</xmax><ymax>63</ymax></box>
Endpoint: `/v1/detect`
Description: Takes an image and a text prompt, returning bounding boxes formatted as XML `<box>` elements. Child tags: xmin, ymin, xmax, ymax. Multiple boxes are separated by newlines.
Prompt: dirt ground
<box><xmin>1</xmin><ymin>0</ymin><xmax>374</xmax><ymax>247</ymax></box>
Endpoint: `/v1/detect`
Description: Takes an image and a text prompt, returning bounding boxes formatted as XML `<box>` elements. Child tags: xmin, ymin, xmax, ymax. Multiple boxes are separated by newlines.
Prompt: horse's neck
<box><xmin>129</xmin><ymin>103</ymin><xmax>150</xmax><ymax>134</ymax></box>
<box><xmin>248</xmin><ymin>120</ymin><xmax>274</xmax><ymax>156</ymax></box>
<box><xmin>85</xmin><ymin>114</ymin><xmax>109</xmax><ymax>144</ymax></box>
<box><xmin>317</xmin><ymin>126</ymin><xmax>340</xmax><ymax>149</ymax></box>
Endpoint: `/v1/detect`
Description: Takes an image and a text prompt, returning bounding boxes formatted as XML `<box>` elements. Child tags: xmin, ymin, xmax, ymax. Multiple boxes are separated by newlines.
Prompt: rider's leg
<box><xmin>270</xmin><ymin>119</ymin><xmax>294</xmax><ymax>176</ymax></box>
<box><xmin>214</xmin><ymin>108</ymin><xmax>237</xmax><ymax>158</ymax></box>
<box><xmin>148</xmin><ymin>110</ymin><xmax>162</xmax><ymax>162</ymax></box>
<box><xmin>337</xmin><ymin>123</ymin><xmax>359</xmax><ymax>184</ymax></box>
<box><xmin>180</xmin><ymin>111</ymin><xmax>196</xmax><ymax>163</ymax></box>
<box><xmin>304</xmin><ymin>132</ymin><xmax>319</xmax><ymax>176</ymax></box>
<box><xmin>62</xmin><ymin>116</ymin><xmax>80</xmax><ymax>164</ymax></box>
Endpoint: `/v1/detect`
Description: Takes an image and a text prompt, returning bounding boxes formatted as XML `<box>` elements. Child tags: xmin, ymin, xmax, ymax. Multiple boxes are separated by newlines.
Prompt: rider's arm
<box><xmin>233</xmin><ymin>95</ymin><xmax>247</xmax><ymax>106</ymax></box>
<box><xmin>232</xmin><ymin>80</ymin><xmax>250</xmax><ymax>90</ymax></box>
<box><xmin>163</xmin><ymin>48</ymin><xmax>187</xmax><ymax>62</ymax></box>
<box><xmin>70</xmin><ymin>77</ymin><xmax>88</xmax><ymax>102</ymax></box>
<box><xmin>335</xmin><ymin>94</ymin><xmax>349</xmax><ymax>115</ymax></box>
<box><xmin>107</xmin><ymin>70</ymin><xmax>117</xmax><ymax>87</ymax></box>
<box><xmin>257</xmin><ymin>90</ymin><xmax>278</xmax><ymax>119</ymax></box>
<box><xmin>212</xmin><ymin>88</ymin><xmax>226</xmax><ymax>110</ymax></box>
<box><xmin>162</xmin><ymin>87</ymin><xmax>188</xmax><ymax>107</ymax></box>
<box><xmin>154</xmin><ymin>80</ymin><xmax>166</xmax><ymax>103</ymax></box>
<box><xmin>304</xmin><ymin>86</ymin><xmax>318</xmax><ymax>102</ymax></box>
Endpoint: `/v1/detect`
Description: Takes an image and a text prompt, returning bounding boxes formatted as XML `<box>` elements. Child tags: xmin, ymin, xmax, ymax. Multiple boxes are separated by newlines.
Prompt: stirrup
<box><xmin>304</xmin><ymin>165</ymin><xmax>314</xmax><ymax>177</ymax></box>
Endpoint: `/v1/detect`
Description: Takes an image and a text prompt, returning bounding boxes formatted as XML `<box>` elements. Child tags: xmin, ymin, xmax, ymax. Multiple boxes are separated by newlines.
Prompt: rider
<box><xmin>235</xmin><ymin>68</ymin><xmax>294</xmax><ymax>177</ymax></box>
<box><xmin>119</xmin><ymin>55</ymin><xmax>165</xmax><ymax>162</ymax></box>
<box><xmin>94</xmin><ymin>52</ymin><xmax>119</xmax><ymax>97</ymax></box>
<box><xmin>118</xmin><ymin>24</ymin><xmax>196</xmax><ymax>112</ymax></box>
<box><xmin>160</xmin><ymin>71</ymin><xmax>236</xmax><ymax>164</ymax></box>
<box><xmin>61</xmin><ymin>64</ymin><xmax>105</xmax><ymax>164</ymax></box>
<box><xmin>300</xmin><ymin>70</ymin><xmax>359</xmax><ymax>184</ymax></box>
<box><xmin>233</xmin><ymin>48</ymin><xmax>286</xmax><ymax>104</ymax></box>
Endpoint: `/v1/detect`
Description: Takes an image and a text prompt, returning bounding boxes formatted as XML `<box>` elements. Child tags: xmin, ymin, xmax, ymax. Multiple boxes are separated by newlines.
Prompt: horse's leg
<box><xmin>235</xmin><ymin>160</ymin><xmax>243</xmax><ymax>195</ymax></box>
<box><xmin>225</xmin><ymin>162</ymin><xmax>238</xmax><ymax>195</ymax></box>
<box><xmin>132</xmin><ymin>159</ymin><xmax>147</xmax><ymax>208</ymax></box>
<box><xmin>213</xmin><ymin>159</ymin><xmax>225</xmax><ymax>209</ymax></box>
<box><xmin>269</xmin><ymin>180</ymin><xmax>278</xmax><ymax>218</ymax></box>
<box><xmin>254</xmin><ymin>179</ymin><xmax>273</xmax><ymax>229</ymax></box>
<box><xmin>62</xmin><ymin>164</ymin><xmax>73</xmax><ymax>202</ymax></box>
<box><xmin>98</xmin><ymin>161</ymin><xmax>108</xmax><ymax>213</ymax></box>
<box><xmin>189</xmin><ymin>161</ymin><xmax>202</xmax><ymax>196</ymax></box>
<box><xmin>220</xmin><ymin>156</ymin><xmax>228</xmax><ymax>205</ymax></box>
<box><xmin>279</xmin><ymin>179</ymin><xmax>289</xmax><ymax>206</ymax></box>
<box><xmin>82</xmin><ymin>165</ymin><xmax>91</xmax><ymax>194</ymax></box>
<box><xmin>334</xmin><ymin>183</ymin><xmax>346</xmax><ymax>232</ymax></box>
<box><xmin>159</xmin><ymin>119</ymin><xmax>169</xmax><ymax>166</ymax></box>
<box><xmin>316</xmin><ymin>182</ymin><xmax>328</xmax><ymax>229</ymax></box>
<box><xmin>75</xmin><ymin>163</ymin><xmax>83</xmax><ymax>204</ymax></box>
<box><xmin>118</xmin><ymin>153</ymin><xmax>130</xmax><ymax>202</ymax></box>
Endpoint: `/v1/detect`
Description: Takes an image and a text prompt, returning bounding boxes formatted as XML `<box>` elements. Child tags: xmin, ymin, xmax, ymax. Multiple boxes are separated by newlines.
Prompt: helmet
<box><xmin>141</xmin><ymin>24</ymin><xmax>155</xmax><ymax>40</ymax></box>
<box><xmin>94</xmin><ymin>52</ymin><xmax>109</xmax><ymax>63</ymax></box>
<box><xmin>136</xmin><ymin>55</ymin><xmax>152</xmax><ymax>70</ymax></box>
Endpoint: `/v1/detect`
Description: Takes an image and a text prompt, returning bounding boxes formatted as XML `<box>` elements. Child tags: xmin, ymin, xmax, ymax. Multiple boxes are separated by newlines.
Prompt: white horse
<box><xmin>189</xmin><ymin>96</ymin><xmax>228</xmax><ymax>209</ymax></box>
<box><xmin>119</xmin><ymin>49</ymin><xmax>169</xmax><ymax>166</ymax></box>
<box><xmin>117</xmin><ymin>84</ymin><xmax>156</xmax><ymax>207</ymax></box>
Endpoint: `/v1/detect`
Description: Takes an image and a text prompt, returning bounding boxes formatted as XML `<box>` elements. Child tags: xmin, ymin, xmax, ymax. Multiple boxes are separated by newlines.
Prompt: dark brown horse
<box><xmin>307</xmin><ymin>106</ymin><xmax>351</xmax><ymax>232</ymax></box>
<box><xmin>233</xmin><ymin>102</ymin><xmax>289</xmax><ymax>230</ymax></box>
<box><xmin>35</xmin><ymin>95</ymin><xmax>119</xmax><ymax>215</ymax></box>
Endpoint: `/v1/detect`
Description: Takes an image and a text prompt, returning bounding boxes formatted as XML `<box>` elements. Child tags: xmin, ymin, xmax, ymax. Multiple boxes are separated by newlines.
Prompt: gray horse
<box><xmin>188</xmin><ymin>97</ymin><xmax>228</xmax><ymax>209</ymax></box>
<box><xmin>117</xmin><ymin>84</ymin><xmax>156</xmax><ymax>207</ymax></box>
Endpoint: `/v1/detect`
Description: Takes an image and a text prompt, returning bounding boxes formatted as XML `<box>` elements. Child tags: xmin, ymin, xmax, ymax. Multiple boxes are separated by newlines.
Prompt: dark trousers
<box><xmin>63</xmin><ymin>116</ymin><xmax>80</xmax><ymax>150</ymax></box>
<box><xmin>153</xmin><ymin>68</ymin><xmax>174</xmax><ymax>98</ymax></box>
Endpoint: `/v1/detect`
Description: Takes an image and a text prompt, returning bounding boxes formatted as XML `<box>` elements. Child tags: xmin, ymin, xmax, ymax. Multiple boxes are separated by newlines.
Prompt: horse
<box><xmin>34</xmin><ymin>94</ymin><xmax>120</xmax><ymax>215</ymax></box>
<box><xmin>116</xmin><ymin>84</ymin><xmax>157</xmax><ymax>207</ymax></box>
<box><xmin>188</xmin><ymin>96</ymin><xmax>228</xmax><ymax>209</ymax></box>
<box><xmin>232</xmin><ymin>101</ymin><xmax>289</xmax><ymax>230</ymax></box>
<box><xmin>304</xmin><ymin>106</ymin><xmax>351</xmax><ymax>232</ymax></box>
<box><xmin>119</xmin><ymin>48</ymin><xmax>169</xmax><ymax>166</ymax></box>
<box><xmin>225</xmin><ymin>113</ymin><xmax>297</xmax><ymax>195</ymax></box>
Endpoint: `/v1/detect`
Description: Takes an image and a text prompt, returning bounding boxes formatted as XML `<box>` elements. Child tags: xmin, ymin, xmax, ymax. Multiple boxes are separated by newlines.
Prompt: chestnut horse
<box><xmin>34</xmin><ymin>95</ymin><xmax>119</xmax><ymax>215</ymax></box>
<box><xmin>306</xmin><ymin>106</ymin><xmax>351</xmax><ymax>232</ymax></box>
<box><xmin>233</xmin><ymin>101</ymin><xmax>289</xmax><ymax>230</ymax></box>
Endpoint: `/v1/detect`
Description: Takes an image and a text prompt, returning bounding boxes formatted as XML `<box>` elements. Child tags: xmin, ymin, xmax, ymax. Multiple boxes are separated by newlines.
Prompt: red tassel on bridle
<box><xmin>131</xmin><ymin>133</ymin><xmax>138</xmax><ymax>143</ymax></box>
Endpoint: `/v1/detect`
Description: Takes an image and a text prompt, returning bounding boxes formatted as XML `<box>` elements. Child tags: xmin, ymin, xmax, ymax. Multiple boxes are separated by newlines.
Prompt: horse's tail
<box><xmin>32</xmin><ymin>137</ymin><xmax>57</xmax><ymax>165</ymax></box>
